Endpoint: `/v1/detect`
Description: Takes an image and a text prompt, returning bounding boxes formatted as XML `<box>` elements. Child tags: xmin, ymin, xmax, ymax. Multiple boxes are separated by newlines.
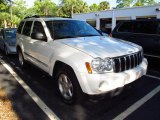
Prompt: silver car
<box><xmin>0</xmin><ymin>28</ymin><xmax>17</xmax><ymax>55</ymax></box>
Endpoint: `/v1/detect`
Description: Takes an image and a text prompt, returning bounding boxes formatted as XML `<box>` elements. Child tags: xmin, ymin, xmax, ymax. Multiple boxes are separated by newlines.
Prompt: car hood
<box><xmin>59</xmin><ymin>36</ymin><xmax>141</xmax><ymax>58</ymax></box>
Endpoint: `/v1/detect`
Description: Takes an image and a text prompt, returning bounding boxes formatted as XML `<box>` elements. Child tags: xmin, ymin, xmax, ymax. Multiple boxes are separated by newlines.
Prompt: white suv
<box><xmin>16</xmin><ymin>16</ymin><xmax>148</xmax><ymax>104</ymax></box>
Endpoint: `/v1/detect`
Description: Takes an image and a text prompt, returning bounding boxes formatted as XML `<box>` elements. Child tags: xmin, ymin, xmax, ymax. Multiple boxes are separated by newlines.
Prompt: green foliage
<box><xmin>57</xmin><ymin>0</ymin><xmax>90</xmax><ymax>17</ymax></box>
<box><xmin>89</xmin><ymin>1</ymin><xmax>110</xmax><ymax>12</ymax></box>
<box><xmin>98</xmin><ymin>1</ymin><xmax>110</xmax><ymax>11</ymax></box>
<box><xmin>11</xmin><ymin>0</ymin><xmax>27</xmax><ymax>19</ymax></box>
<box><xmin>90</xmin><ymin>3</ymin><xmax>99</xmax><ymax>12</ymax></box>
<box><xmin>116</xmin><ymin>0</ymin><xmax>157</xmax><ymax>8</ymax></box>
<box><xmin>31</xmin><ymin>0</ymin><xmax>57</xmax><ymax>16</ymax></box>
<box><xmin>0</xmin><ymin>0</ymin><xmax>111</xmax><ymax>27</ymax></box>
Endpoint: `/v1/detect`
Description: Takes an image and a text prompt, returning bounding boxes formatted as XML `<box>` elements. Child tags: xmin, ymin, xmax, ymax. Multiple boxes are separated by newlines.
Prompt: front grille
<box><xmin>113</xmin><ymin>51</ymin><xmax>143</xmax><ymax>73</ymax></box>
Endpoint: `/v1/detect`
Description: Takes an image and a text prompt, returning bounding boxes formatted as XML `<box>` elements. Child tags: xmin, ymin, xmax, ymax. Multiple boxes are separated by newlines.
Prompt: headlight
<box><xmin>91</xmin><ymin>57</ymin><xmax>113</xmax><ymax>73</ymax></box>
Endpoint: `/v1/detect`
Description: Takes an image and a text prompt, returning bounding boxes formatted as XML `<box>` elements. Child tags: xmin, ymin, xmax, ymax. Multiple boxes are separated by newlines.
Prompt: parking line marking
<box><xmin>113</xmin><ymin>85</ymin><xmax>160</xmax><ymax>120</ymax></box>
<box><xmin>1</xmin><ymin>60</ymin><xmax>59</xmax><ymax>120</ymax></box>
<box><xmin>146</xmin><ymin>74</ymin><xmax>160</xmax><ymax>81</ymax></box>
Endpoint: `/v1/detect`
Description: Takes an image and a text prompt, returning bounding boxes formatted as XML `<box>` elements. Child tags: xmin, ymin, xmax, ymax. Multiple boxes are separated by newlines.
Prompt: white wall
<box><xmin>73</xmin><ymin>4</ymin><xmax>160</xmax><ymax>30</ymax></box>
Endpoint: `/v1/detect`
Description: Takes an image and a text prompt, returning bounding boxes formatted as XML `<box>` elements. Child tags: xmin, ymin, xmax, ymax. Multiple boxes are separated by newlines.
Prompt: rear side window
<box><xmin>157</xmin><ymin>22</ymin><xmax>160</xmax><ymax>34</ymax></box>
<box><xmin>22</xmin><ymin>21</ymin><xmax>33</xmax><ymax>36</ymax></box>
<box><xmin>134</xmin><ymin>21</ymin><xmax>157</xmax><ymax>34</ymax></box>
<box><xmin>118</xmin><ymin>22</ymin><xmax>133</xmax><ymax>33</ymax></box>
<box><xmin>17</xmin><ymin>21</ymin><xmax>24</xmax><ymax>34</ymax></box>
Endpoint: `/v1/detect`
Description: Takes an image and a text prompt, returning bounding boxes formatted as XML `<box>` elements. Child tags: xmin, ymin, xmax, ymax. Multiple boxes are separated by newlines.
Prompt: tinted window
<box><xmin>46</xmin><ymin>20</ymin><xmax>101</xmax><ymax>39</ymax></box>
<box><xmin>118</xmin><ymin>22</ymin><xmax>133</xmax><ymax>33</ymax></box>
<box><xmin>17</xmin><ymin>21</ymin><xmax>24</xmax><ymax>34</ymax></box>
<box><xmin>32</xmin><ymin>21</ymin><xmax>45</xmax><ymax>35</ymax></box>
<box><xmin>134</xmin><ymin>21</ymin><xmax>157</xmax><ymax>34</ymax></box>
<box><xmin>22</xmin><ymin>21</ymin><xmax>33</xmax><ymax>36</ymax></box>
<box><xmin>157</xmin><ymin>22</ymin><xmax>160</xmax><ymax>34</ymax></box>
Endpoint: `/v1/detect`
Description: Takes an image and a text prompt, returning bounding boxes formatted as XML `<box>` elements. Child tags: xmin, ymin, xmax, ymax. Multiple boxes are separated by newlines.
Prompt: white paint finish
<box><xmin>113</xmin><ymin>85</ymin><xmax>160</xmax><ymax>120</ymax></box>
<box><xmin>17</xmin><ymin>18</ymin><xmax>148</xmax><ymax>95</ymax></box>
<box><xmin>59</xmin><ymin>36</ymin><xmax>141</xmax><ymax>58</ymax></box>
<box><xmin>112</xmin><ymin>10</ymin><xmax>116</xmax><ymax>30</ymax></box>
<box><xmin>1</xmin><ymin>61</ymin><xmax>59</xmax><ymax>120</ymax></box>
<box><xmin>74</xmin><ymin>58</ymin><xmax>147</xmax><ymax>95</ymax></box>
<box><xmin>96</xmin><ymin>17</ymin><xmax>100</xmax><ymax>29</ymax></box>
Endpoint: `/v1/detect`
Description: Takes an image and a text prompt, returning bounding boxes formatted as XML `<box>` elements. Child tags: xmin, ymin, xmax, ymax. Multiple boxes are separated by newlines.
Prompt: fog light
<box><xmin>99</xmin><ymin>81</ymin><xmax>108</xmax><ymax>91</ymax></box>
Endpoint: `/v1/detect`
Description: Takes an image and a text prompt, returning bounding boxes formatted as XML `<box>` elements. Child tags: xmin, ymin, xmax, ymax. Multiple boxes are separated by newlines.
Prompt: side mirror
<box><xmin>31</xmin><ymin>32</ymin><xmax>47</xmax><ymax>41</ymax></box>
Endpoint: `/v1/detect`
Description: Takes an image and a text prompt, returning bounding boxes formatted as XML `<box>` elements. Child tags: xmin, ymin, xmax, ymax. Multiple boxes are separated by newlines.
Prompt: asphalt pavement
<box><xmin>0</xmin><ymin>52</ymin><xmax>160</xmax><ymax>120</ymax></box>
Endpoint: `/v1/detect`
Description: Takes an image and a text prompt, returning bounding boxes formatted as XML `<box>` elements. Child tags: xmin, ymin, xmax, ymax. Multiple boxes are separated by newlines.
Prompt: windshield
<box><xmin>46</xmin><ymin>20</ymin><xmax>101</xmax><ymax>39</ymax></box>
<box><xmin>4</xmin><ymin>29</ymin><xmax>16</xmax><ymax>39</ymax></box>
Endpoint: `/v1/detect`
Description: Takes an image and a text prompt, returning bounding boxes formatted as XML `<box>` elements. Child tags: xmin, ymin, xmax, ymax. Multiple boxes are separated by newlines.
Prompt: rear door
<box><xmin>155</xmin><ymin>21</ymin><xmax>160</xmax><ymax>57</ymax></box>
<box><xmin>112</xmin><ymin>21</ymin><xmax>133</xmax><ymax>40</ymax></box>
<box><xmin>29</xmin><ymin>21</ymin><xmax>51</xmax><ymax>72</ymax></box>
<box><xmin>20</xmin><ymin>21</ymin><xmax>33</xmax><ymax>57</ymax></box>
<box><xmin>130</xmin><ymin>21</ymin><xmax>158</xmax><ymax>56</ymax></box>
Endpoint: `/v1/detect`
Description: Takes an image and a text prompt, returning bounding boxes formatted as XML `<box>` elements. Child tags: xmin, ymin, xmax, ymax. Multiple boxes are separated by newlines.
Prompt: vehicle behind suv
<box><xmin>16</xmin><ymin>16</ymin><xmax>148</xmax><ymax>104</ymax></box>
<box><xmin>111</xmin><ymin>19</ymin><xmax>160</xmax><ymax>58</ymax></box>
<box><xmin>0</xmin><ymin>28</ymin><xmax>17</xmax><ymax>55</ymax></box>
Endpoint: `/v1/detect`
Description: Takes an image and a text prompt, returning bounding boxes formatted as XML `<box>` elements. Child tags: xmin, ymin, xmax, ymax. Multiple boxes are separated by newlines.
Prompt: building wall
<box><xmin>73</xmin><ymin>4</ymin><xmax>160</xmax><ymax>30</ymax></box>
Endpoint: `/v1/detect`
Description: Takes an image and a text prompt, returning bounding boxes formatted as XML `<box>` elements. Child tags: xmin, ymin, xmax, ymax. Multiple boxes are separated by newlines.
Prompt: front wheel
<box><xmin>18</xmin><ymin>49</ymin><xmax>27</xmax><ymax>68</ymax></box>
<box><xmin>4</xmin><ymin>46</ymin><xmax>8</xmax><ymax>56</ymax></box>
<box><xmin>56</xmin><ymin>67</ymin><xmax>83</xmax><ymax>104</ymax></box>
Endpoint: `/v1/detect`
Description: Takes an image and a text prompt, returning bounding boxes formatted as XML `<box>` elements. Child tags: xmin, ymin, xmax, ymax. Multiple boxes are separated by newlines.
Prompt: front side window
<box><xmin>22</xmin><ymin>21</ymin><xmax>33</xmax><ymax>36</ymax></box>
<box><xmin>118</xmin><ymin>22</ymin><xmax>133</xmax><ymax>33</ymax></box>
<box><xmin>4</xmin><ymin>29</ymin><xmax>17</xmax><ymax>39</ymax></box>
<box><xmin>46</xmin><ymin>20</ymin><xmax>101</xmax><ymax>40</ymax></box>
<box><xmin>32</xmin><ymin>21</ymin><xmax>45</xmax><ymax>35</ymax></box>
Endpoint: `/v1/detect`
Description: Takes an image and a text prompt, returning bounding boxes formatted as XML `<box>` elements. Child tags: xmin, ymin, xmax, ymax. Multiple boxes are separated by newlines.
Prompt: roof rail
<box><xmin>24</xmin><ymin>15</ymin><xmax>55</xmax><ymax>19</ymax></box>
<box><xmin>24</xmin><ymin>15</ymin><xmax>71</xmax><ymax>19</ymax></box>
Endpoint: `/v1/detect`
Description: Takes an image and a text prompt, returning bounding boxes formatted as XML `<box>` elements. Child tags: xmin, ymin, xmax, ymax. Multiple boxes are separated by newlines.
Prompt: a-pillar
<box><xmin>96</xmin><ymin>17</ymin><xmax>100</xmax><ymax>30</ymax></box>
<box><xmin>112</xmin><ymin>16</ymin><xmax>116</xmax><ymax>30</ymax></box>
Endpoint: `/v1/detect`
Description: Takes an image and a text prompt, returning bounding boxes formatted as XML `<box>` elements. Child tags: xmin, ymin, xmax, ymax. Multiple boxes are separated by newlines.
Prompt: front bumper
<box><xmin>75</xmin><ymin>58</ymin><xmax>148</xmax><ymax>95</ymax></box>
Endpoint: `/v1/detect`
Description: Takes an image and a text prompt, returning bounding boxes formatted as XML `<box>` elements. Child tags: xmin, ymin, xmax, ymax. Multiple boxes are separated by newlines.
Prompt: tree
<box><xmin>116</xmin><ymin>0</ymin><xmax>156</xmax><ymax>8</ymax></box>
<box><xmin>90</xmin><ymin>3</ymin><xmax>99</xmax><ymax>12</ymax></box>
<box><xmin>32</xmin><ymin>0</ymin><xmax>57</xmax><ymax>16</ymax></box>
<box><xmin>116</xmin><ymin>0</ymin><xmax>133</xmax><ymax>8</ymax></box>
<box><xmin>133</xmin><ymin>0</ymin><xmax>156</xmax><ymax>6</ymax></box>
<box><xmin>98</xmin><ymin>1</ymin><xmax>110</xmax><ymax>11</ymax></box>
<box><xmin>0</xmin><ymin>12</ymin><xmax>10</xmax><ymax>28</ymax></box>
<box><xmin>11</xmin><ymin>0</ymin><xmax>27</xmax><ymax>19</ymax></box>
<box><xmin>58</xmin><ymin>0</ymin><xmax>90</xmax><ymax>17</ymax></box>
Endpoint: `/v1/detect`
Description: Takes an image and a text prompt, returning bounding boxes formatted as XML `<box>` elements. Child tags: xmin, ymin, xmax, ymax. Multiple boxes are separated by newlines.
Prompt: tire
<box><xmin>55</xmin><ymin>66</ymin><xmax>83</xmax><ymax>104</ymax></box>
<box><xmin>4</xmin><ymin>46</ymin><xmax>8</xmax><ymax>56</ymax></box>
<box><xmin>18</xmin><ymin>49</ymin><xmax>27</xmax><ymax>68</ymax></box>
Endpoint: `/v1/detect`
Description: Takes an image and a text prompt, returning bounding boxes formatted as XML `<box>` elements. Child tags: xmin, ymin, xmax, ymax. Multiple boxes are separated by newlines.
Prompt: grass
<box><xmin>0</xmin><ymin>89</ymin><xmax>19</xmax><ymax>120</ymax></box>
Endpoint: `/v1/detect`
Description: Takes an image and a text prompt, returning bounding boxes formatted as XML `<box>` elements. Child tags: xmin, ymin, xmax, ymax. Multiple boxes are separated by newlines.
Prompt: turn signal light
<box><xmin>85</xmin><ymin>62</ymin><xmax>92</xmax><ymax>74</ymax></box>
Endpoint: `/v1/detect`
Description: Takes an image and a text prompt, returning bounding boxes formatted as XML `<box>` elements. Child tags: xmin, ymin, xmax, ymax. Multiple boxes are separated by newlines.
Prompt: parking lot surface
<box><xmin>0</xmin><ymin>52</ymin><xmax>160</xmax><ymax>120</ymax></box>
